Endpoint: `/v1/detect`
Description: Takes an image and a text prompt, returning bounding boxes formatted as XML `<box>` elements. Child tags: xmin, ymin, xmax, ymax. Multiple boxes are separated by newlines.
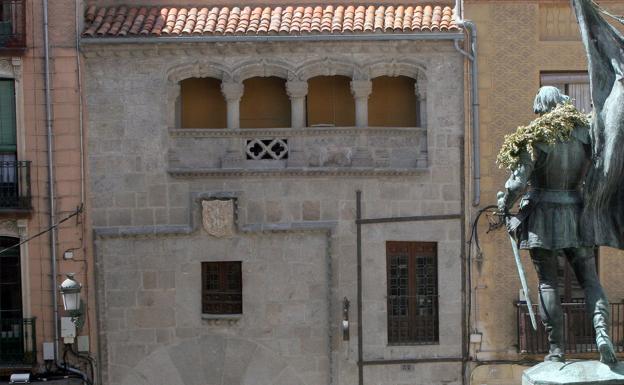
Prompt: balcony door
<box><xmin>0</xmin><ymin>79</ymin><xmax>17</xmax><ymax>207</ymax></box>
<box><xmin>0</xmin><ymin>236</ymin><xmax>23</xmax><ymax>363</ymax></box>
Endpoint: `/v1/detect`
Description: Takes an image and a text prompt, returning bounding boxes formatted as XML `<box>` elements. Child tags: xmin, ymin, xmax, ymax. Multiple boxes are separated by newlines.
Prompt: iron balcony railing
<box><xmin>517</xmin><ymin>301</ymin><xmax>624</xmax><ymax>354</ymax></box>
<box><xmin>0</xmin><ymin>0</ymin><xmax>25</xmax><ymax>50</ymax></box>
<box><xmin>0</xmin><ymin>160</ymin><xmax>31</xmax><ymax>210</ymax></box>
<box><xmin>0</xmin><ymin>318</ymin><xmax>36</xmax><ymax>365</ymax></box>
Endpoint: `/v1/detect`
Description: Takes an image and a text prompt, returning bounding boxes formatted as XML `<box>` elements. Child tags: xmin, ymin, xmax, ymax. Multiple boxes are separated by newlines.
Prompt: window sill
<box><xmin>201</xmin><ymin>314</ymin><xmax>242</xmax><ymax>326</ymax></box>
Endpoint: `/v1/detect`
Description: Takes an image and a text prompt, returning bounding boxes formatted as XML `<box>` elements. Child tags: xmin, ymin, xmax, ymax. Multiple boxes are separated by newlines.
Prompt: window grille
<box><xmin>386</xmin><ymin>241</ymin><xmax>439</xmax><ymax>345</ymax></box>
<box><xmin>201</xmin><ymin>261</ymin><xmax>242</xmax><ymax>315</ymax></box>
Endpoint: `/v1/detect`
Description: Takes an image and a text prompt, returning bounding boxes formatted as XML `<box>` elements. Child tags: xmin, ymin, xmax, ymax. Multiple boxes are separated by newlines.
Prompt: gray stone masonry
<box><xmin>85</xmin><ymin>40</ymin><xmax>464</xmax><ymax>385</ymax></box>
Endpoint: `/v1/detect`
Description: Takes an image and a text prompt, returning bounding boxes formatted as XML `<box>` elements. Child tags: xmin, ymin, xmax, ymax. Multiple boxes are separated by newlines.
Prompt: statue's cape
<box><xmin>573</xmin><ymin>0</ymin><xmax>624</xmax><ymax>248</ymax></box>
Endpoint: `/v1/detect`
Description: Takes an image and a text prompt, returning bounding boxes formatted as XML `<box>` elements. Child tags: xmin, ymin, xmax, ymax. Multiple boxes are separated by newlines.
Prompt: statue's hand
<box><xmin>497</xmin><ymin>191</ymin><xmax>507</xmax><ymax>214</ymax></box>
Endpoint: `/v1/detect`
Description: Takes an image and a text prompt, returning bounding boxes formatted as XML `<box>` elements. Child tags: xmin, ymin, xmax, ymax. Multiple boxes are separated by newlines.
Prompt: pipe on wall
<box><xmin>42</xmin><ymin>0</ymin><xmax>60</xmax><ymax>363</ymax></box>
<box><xmin>453</xmin><ymin>19</ymin><xmax>480</xmax><ymax>207</ymax></box>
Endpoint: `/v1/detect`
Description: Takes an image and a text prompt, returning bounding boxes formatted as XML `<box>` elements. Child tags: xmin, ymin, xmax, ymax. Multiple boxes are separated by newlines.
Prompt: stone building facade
<box><xmin>464</xmin><ymin>1</ymin><xmax>624</xmax><ymax>384</ymax></box>
<box><xmin>81</xmin><ymin>3</ymin><xmax>466</xmax><ymax>385</ymax></box>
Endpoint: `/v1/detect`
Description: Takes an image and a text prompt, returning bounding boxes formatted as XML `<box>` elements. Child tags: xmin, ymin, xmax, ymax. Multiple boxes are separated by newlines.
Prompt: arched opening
<box><xmin>180</xmin><ymin>77</ymin><xmax>227</xmax><ymax>128</ymax></box>
<box><xmin>240</xmin><ymin>77</ymin><xmax>291</xmax><ymax>128</ymax></box>
<box><xmin>368</xmin><ymin>76</ymin><xmax>418</xmax><ymax>127</ymax></box>
<box><xmin>306</xmin><ymin>76</ymin><xmax>355</xmax><ymax>127</ymax></box>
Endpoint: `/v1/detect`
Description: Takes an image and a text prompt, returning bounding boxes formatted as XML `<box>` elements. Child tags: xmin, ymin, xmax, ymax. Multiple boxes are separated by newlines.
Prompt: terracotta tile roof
<box><xmin>82</xmin><ymin>4</ymin><xmax>459</xmax><ymax>37</ymax></box>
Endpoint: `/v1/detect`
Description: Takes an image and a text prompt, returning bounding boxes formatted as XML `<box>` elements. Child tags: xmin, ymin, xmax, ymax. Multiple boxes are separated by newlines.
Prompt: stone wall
<box><xmin>84</xmin><ymin>40</ymin><xmax>465</xmax><ymax>385</ymax></box>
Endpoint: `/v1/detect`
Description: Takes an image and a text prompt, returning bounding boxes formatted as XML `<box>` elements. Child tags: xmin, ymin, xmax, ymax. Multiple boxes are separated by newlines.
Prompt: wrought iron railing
<box><xmin>0</xmin><ymin>160</ymin><xmax>31</xmax><ymax>210</ymax></box>
<box><xmin>0</xmin><ymin>0</ymin><xmax>24</xmax><ymax>49</ymax></box>
<box><xmin>517</xmin><ymin>302</ymin><xmax>624</xmax><ymax>354</ymax></box>
<box><xmin>0</xmin><ymin>318</ymin><xmax>36</xmax><ymax>365</ymax></box>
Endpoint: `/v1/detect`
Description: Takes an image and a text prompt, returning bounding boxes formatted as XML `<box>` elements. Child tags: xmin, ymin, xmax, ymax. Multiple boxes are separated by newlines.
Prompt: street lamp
<box><xmin>60</xmin><ymin>273</ymin><xmax>82</xmax><ymax>311</ymax></box>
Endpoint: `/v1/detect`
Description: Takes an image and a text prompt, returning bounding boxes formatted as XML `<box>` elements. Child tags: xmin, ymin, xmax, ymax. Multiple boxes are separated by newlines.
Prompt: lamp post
<box><xmin>59</xmin><ymin>273</ymin><xmax>83</xmax><ymax>329</ymax></box>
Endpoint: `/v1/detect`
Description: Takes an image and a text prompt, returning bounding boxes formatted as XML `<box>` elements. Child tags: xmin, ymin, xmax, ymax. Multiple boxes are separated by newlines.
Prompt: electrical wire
<box><xmin>0</xmin><ymin>204</ymin><xmax>83</xmax><ymax>256</ymax></box>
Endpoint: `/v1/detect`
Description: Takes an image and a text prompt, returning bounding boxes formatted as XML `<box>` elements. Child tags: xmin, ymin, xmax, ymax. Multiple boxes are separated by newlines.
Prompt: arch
<box><xmin>295</xmin><ymin>57</ymin><xmax>358</xmax><ymax>81</ymax></box>
<box><xmin>366</xmin><ymin>59</ymin><xmax>427</xmax><ymax>81</ymax></box>
<box><xmin>167</xmin><ymin>61</ymin><xmax>233</xmax><ymax>83</ymax></box>
<box><xmin>117</xmin><ymin>335</ymin><xmax>307</xmax><ymax>385</ymax></box>
<box><xmin>232</xmin><ymin>58</ymin><xmax>295</xmax><ymax>82</ymax></box>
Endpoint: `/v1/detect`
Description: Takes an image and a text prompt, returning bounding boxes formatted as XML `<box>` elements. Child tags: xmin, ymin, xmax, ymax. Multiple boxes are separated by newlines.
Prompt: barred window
<box><xmin>201</xmin><ymin>261</ymin><xmax>242</xmax><ymax>315</ymax></box>
<box><xmin>386</xmin><ymin>241</ymin><xmax>438</xmax><ymax>345</ymax></box>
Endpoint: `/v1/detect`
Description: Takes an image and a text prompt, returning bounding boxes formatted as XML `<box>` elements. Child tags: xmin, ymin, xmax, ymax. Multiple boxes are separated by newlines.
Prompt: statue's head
<box><xmin>533</xmin><ymin>86</ymin><xmax>570</xmax><ymax>114</ymax></box>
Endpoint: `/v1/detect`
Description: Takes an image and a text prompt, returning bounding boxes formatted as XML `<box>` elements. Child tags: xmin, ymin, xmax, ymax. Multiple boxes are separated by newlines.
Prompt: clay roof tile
<box><xmin>83</xmin><ymin>4</ymin><xmax>461</xmax><ymax>38</ymax></box>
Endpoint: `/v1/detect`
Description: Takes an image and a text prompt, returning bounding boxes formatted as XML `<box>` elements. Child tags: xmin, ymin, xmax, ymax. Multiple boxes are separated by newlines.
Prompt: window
<box><xmin>386</xmin><ymin>241</ymin><xmax>438</xmax><ymax>345</ymax></box>
<box><xmin>307</xmin><ymin>76</ymin><xmax>355</xmax><ymax>127</ymax></box>
<box><xmin>180</xmin><ymin>77</ymin><xmax>227</xmax><ymax>128</ymax></box>
<box><xmin>369</xmin><ymin>76</ymin><xmax>418</xmax><ymax>127</ymax></box>
<box><xmin>201</xmin><ymin>261</ymin><xmax>242</xmax><ymax>315</ymax></box>
<box><xmin>240</xmin><ymin>77</ymin><xmax>291</xmax><ymax>128</ymax></box>
<box><xmin>541</xmin><ymin>72</ymin><xmax>591</xmax><ymax>113</ymax></box>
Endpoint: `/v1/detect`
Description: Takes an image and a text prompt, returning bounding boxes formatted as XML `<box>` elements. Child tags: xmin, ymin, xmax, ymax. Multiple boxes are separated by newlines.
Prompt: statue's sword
<box><xmin>508</xmin><ymin>231</ymin><xmax>538</xmax><ymax>330</ymax></box>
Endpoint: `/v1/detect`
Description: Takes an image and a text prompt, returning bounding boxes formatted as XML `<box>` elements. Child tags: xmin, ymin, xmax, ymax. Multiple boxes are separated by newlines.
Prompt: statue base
<box><xmin>523</xmin><ymin>361</ymin><xmax>624</xmax><ymax>385</ymax></box>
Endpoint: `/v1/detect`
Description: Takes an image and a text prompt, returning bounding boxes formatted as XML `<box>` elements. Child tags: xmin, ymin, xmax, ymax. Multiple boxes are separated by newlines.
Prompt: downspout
<box><xmin>454</xmin><ymin>17</ymin><xmax>480</xmax><ymax>207</ymax></box>
<box><xmin>42</xmin><ymin>0</ymin><xmax>60</xmax><ymax>363</ymax></box>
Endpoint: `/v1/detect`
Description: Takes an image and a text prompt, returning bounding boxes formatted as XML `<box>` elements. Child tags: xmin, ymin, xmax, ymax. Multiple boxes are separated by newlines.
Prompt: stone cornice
<box><xmin>94</xmin><ymin>221</ymin><xmax>336</xmax><ymax>239</ymax></box>
<box><xmin>168</xmin><ymin>167</ymin><xmax>428</xmax><ymax>178</ymax></box>
<box><xmin>169</xmin><ymin>126</ymin><xmax>426</xmax><ymax>138</ymax></box>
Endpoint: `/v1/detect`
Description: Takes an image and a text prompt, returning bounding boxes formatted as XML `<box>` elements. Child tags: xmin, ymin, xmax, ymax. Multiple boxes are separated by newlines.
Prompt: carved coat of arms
<box><xmin>202</xmin><ymin>199</ymin><xmax>235</xmax><ymax>238</ymax></box>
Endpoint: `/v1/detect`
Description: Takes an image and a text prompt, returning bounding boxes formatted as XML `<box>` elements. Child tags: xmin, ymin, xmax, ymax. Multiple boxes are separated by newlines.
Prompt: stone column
<box><xmin>415</xmin><ymin>76</ymin><xmax>428</xmax><ymax>168</ymax></box>
<box><xmin>221</xmin><ymin>82</ymin><xmax>244</xmax><ymax>129</ymax></box>
<box><xmin>350</xmin><ymin>80</ymin><xmax>373</xmax><ymax>166</ymax></box>
<box><xmin>286</xmin><ymin>81</ymin><xmax>308</xmax><ymax>129</ymax></box>
<box><xmin>221</xmin><ymin>82</ymin><xmax>245</xmax><ymax>168</ymax></box>
<box><xmin>350</xmin><ymin>80</ymin><xmax>372</xmax><ymax>128</ymax></box>
<box><xmin>286</xmin><ymin>81</ymin><xmax>308</xmax><ymax>167</ymax></box>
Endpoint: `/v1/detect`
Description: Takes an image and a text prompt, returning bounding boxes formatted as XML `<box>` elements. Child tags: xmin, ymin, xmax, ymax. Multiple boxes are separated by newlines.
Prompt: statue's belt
<box><xmin>508</xmin><ymin>189</ymin><xmax>581</xmax><ymax>233</ymax></box>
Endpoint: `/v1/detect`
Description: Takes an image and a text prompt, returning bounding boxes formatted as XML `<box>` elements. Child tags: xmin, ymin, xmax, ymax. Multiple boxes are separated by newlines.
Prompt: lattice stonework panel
<box><xmin>245</xmin><ymin>138</ymin><xmax>289</xmax><ymax>160</ymax></box>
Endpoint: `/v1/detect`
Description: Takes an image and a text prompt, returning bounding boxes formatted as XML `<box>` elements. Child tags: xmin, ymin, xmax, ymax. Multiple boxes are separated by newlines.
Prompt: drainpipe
<box><xmin>42</xmin><ymin>0</ymin><xmax>60</xmax><ymax>363</ymax></box>
<box><xmin>454</xmin><ymin>15</ymin><xmax>480</xmax><ymax>207</ymax></box>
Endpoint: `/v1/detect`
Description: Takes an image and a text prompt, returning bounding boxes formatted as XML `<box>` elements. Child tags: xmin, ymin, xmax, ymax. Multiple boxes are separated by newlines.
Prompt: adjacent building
<box><xmin>80</xmin><ymin>2</ymin><xmax>466</xmax><ymax>385</ymax></box>
<box><xmin>465</xmin><ymin>1</ymin><xmax>624</xmax><ymax>383</ymax></box>
<box><xmin>0</xmin><ymin>0</ymin><xmax>97</xmax><ymax>380</ymax></box>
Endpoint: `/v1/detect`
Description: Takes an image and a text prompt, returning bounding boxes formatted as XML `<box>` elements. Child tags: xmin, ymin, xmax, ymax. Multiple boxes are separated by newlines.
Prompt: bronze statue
<box><xmin>496</xmin><ymin>0</ymin><xmax>624</xmax><ymax>365</ymax></box>
<box><xmin>498</xmin><ymin>87</ymin><xmax>616</xmax><ymax>364</ymax></box>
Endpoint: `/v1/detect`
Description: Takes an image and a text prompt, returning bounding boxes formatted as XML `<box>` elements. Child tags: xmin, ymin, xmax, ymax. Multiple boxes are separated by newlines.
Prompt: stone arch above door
<box><xmin>118</xmin><ymin>335</ymin><xmax>307</xmax><ymax>385</ymax></box>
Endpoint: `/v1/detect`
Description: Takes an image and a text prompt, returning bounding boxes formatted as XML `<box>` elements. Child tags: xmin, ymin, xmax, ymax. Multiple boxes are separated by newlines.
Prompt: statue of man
<box><xmin>497</xmin><ymin>86</ymin><xmax>616</xmax><ymax>364</ymax></box>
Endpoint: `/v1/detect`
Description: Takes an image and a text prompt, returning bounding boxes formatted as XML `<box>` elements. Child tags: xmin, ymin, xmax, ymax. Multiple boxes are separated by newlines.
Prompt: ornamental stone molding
<box><xmin>231</xmin><ymin>58</ymin><xmax>296</xmax><ymax>82</ymax></box>
<box><xmin>0</xmin><ymin>219</ymin><xmax>19</xmax><ymax>238</ymax></box>
<box><xmin>285</xmin><ymin>81</ymin><xmax>308</xmax><ymax>99</ymax></box>
<box><xmin>350</xmin><ymin>80</ymin><xmax>373</xmax><ymax>98</ymax></box>
<box><xmin>166</xmin><ymin>61</ymin><xmax>233</xmax><ymax>83</ymax></box>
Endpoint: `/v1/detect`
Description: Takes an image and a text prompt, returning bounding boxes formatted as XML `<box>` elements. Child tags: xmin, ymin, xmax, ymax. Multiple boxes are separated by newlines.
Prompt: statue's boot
<box><xmin>593</xmin><ymin>299</ymin><xmax>617</xmax><ymax>365</ymax></box>
<box><xmin>540</xmin><ymin>286</ymin><xmax>565</xmax><ymax>362</ymax></box>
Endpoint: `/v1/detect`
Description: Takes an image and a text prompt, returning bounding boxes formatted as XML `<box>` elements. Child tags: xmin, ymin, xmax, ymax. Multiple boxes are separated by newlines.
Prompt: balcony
<box><xmin>0</xmin><ymin>160</ymin><xmax>31</xmax><ymax>212</ymax></box>
<box><xmin>517</xmin><ymin>302</ymin><xmax>624</xmax><ymax>355</ymax></box>
<box><xmin>0</xmin><ymin>0</ymin><xmax>25</xmax><ymax>51</ymax></box>
<box><xmin>0</xmin><ymin>318</ymin><xmax>36</xmax><ymax>367</ymax></box>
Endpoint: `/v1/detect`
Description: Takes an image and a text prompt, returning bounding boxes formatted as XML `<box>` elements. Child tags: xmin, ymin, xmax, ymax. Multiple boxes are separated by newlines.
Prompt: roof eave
<box><xmin>79</xmin><ymin>31</ymin><xmax>465</xmax><ymax>45</ymax></box>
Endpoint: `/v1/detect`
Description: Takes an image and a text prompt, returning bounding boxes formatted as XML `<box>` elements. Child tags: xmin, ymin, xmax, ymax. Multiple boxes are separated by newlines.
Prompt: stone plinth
<box><xmin>523</xmin><ymin>361</ymin><xmax>624</xmax><ymax>385</ymax></box>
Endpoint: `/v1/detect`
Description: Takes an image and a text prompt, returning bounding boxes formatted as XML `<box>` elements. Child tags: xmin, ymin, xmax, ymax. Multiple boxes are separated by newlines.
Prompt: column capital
<box><xmin>286</xmin><ymin>81</ymin><xmax>308</xmax><ymax>99</ymax></box>
<box><xmin>350</xmin><ymin>80</ymin><xmax>372</xmax><ymax>99</ymax></box>
<box><xmin>221</xmin><ymin>82</ymin><xmax>244</xmax><ymax>102</ymax></box>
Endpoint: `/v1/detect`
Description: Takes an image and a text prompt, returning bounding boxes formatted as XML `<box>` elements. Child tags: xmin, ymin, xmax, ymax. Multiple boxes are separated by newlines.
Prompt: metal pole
<box><xmin>356</xmin><ymin>191</ymin><xmax>363</xmax><ymax>385</ymax></box>
<box><xmin>42</xmin><ymin>0</ymin><xmax>59</xmax><ymax>363</ymax></box>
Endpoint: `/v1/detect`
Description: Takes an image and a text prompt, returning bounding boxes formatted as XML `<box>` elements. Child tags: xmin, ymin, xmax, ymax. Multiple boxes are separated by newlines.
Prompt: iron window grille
<box><xmin>201</xmin><ymin>261</ymin><xmax>242</xmax><ymax>315</ymax></box>
<box><xmin>386</xmin><ymin>241</ymin><xmax>439</xmax><ymax>345</ymax></box>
